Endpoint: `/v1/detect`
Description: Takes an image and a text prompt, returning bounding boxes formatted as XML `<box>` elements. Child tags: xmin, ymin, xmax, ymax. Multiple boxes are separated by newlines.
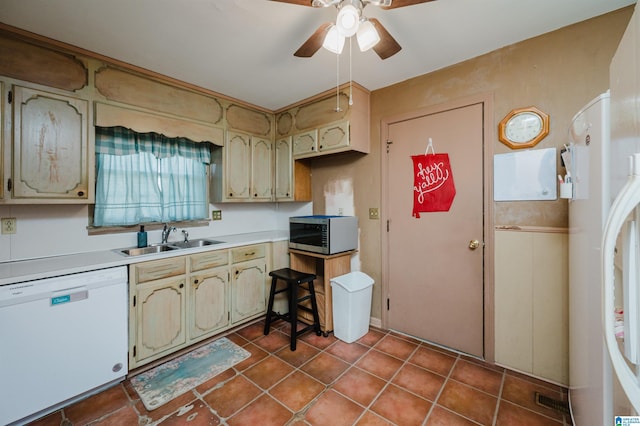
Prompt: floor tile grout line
<box><xmin>492</xmin><ymin>368</ymin><xmax>507</xmax><ymax>426</ymax></box>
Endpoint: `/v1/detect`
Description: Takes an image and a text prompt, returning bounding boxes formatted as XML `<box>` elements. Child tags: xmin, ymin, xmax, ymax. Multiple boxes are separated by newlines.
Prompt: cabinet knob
<box><xmin>194</xmin><ymin>279</ymin><xmax>199</xmax><ymax>284</ymax></box>
<box><xmin>77</xmin><ymin>191</ymin><xmax>85</xmax><ymax>197</ymax></box>
<box><xmin>229</xmin><ymin>193</ymin><xmax>233</xmax><ymax>197</ymax></box>
<box><xmin>179</xmin><ymin>283</ymin><xmax>184</xmax><ymax>288</ymax></box>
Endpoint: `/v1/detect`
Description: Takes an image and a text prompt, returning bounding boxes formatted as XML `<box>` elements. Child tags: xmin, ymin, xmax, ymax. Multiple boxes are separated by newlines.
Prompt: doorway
<box><xmin>381</xmin><ymin>95</ymin><xmax>494</xmax><ymax>359</ymax></box>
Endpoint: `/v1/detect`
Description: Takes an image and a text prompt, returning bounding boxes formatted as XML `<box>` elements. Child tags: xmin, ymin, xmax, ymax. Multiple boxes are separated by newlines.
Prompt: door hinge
<box><xmin>7</xmin><ymin>90</ymin><xmax>12</xmax><ymax>104</ymax></box>
<box><xmin>133</xmin><ymin>295</ymin><xmax>136</xmax><ymax>307</ymax></box>
<box><xmin>133</xmin><ymin>345</ymin><xmax>136</xmax><ymax>357</ymax></box>
<box><xmin>387</xmin><ymin>298</ymin><xmax>390</xmax><ymax>310</ymax></box>
<box><xmin>386</xmin><ymin>140</ymin><xmax>393</xmax><ymax>153</ymax></box>
<box><xmin>386</xmin><ymin>220</ymin><xmax>390</xmax><ymax>232</ymax></box>
<box><xmin>7</xmin><ymin>178</ymin><xmax>12</xmax><ymax>192</ymax></box>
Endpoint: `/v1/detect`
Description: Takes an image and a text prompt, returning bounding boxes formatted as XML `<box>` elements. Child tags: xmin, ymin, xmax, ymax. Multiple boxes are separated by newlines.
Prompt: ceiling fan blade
<box><xmin>270</xmin><ymin>0</ymin><xmax>314</xmax><ymax>6</ymax></box>
<box><xmin>294</xmin><ymin>22</ymin><xmax>332</xmax><ymax>57</ymax></box>
<box><xmin>370</xmin><ymin>18</ymin><xmax>401</xmax><ymax>59</ymax></box>
<box><xmin>381</xmin><ymin>0</ymin><xmax>435</xmax><ymax>10</ymax></box>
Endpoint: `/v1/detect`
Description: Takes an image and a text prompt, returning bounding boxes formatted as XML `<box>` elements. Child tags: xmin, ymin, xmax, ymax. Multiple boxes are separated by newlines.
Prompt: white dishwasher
<box><xmin>0</xmin><ymin>266</ymin><xmax>128</xmax><ymax>425</ymax></box>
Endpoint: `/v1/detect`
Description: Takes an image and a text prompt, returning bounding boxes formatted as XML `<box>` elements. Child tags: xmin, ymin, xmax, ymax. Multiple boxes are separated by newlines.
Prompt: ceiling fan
<box><xmin>272</xmin><ymin>0</ymin><xmax>435</xmax><ymax>60</ymax></box>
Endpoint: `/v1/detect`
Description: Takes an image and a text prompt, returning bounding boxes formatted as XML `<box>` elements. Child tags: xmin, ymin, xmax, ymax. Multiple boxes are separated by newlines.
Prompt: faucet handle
<box><xmin>182</xmin><ymin>229</ymin><xmax>189</xmax><ymax>243</ymax></box>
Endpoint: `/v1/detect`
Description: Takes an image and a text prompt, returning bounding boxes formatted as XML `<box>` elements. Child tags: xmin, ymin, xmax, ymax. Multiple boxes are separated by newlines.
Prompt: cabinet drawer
<box><xmin>190</xmin><ymin>250</ymin><xmax>229</xmax><ymax>271</ymax></box>
<box><xmin>231</xmin><ymin>244</ymin><xmax>265</xmax><ymax>263</ymax></box>
<box><xmin>132</xmin><ymin>257</ymin><xmax>187</xmax><ymax>283</ymax></box>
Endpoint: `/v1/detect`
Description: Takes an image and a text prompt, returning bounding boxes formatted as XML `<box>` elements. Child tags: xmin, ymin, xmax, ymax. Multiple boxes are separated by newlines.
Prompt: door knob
<box><xmin>469</xmin><ymin>240</ymin><xmax>480</xmax><ymax>250</ymax></box>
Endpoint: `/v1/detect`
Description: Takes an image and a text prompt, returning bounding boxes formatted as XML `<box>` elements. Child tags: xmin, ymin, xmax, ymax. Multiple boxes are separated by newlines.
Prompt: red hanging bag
<box><xmin>411</xmin><ymin>138</ymin><xmax>456</xmax><ymax>217</ymax></box>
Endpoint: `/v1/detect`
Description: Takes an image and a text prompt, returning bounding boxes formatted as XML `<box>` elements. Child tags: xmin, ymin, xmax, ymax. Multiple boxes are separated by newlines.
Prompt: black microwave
<box><xmin>289</xmin><ymin>215</ymin><xmax>358</xmax><ymax>255</ymax></box>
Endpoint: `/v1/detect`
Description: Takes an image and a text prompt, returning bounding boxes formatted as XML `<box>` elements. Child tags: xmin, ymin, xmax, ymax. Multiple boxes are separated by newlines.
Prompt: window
<box><xmin>94</xmin><ymin>126</ymin><xmax>211</xmax><ymax>227</ymax></box>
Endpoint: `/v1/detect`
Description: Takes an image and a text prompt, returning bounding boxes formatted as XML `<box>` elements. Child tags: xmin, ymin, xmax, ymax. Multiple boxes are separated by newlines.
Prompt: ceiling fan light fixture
<box><xmin>336</xmin><ymin>4</ymin><xmax>360</xmax><ymax>37</ymax></box>
<box><xmin>311</xmin><ymin>0</ymin><xmax>340</xmax><ymax>7</ymax></box>
<box><xmin>356</xmin><ymin>18</ymin><xmax>380</xmax><ymax>51</ymax></box>
<box><xmin>364</xmin><ymin>0</ymin><xmax>392</xmax><ymax>6</ymax></box>
<box><xmin>322</xmin><ymin>24</ymin><xmax>345</xmax><ymax>54</ymax></box>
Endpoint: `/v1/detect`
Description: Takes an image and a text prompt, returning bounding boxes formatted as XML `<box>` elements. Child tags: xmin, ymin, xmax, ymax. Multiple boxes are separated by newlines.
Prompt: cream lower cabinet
<box><xmin>495</xmin><ymin>229</ymin><xmax>569</xmax><ymax>385</ymax></box>
<box><xmin>189</xmin><ymin>250</ymin><xmax>230</xmax><ymax>342</ymax></box>
<box><xmin>129</xmin><ymin>257</ymin><xmax>188</xmax><ymax>368</ymax></box>
<box><xmin>130</xmin><ymin>243</ymin><xmax>269</xmax><ymax>369</ymax></box>
<box><xmin>231</xmin><ymin>244</ymin><xmax>267</xmax><ymax>324</ymax></box>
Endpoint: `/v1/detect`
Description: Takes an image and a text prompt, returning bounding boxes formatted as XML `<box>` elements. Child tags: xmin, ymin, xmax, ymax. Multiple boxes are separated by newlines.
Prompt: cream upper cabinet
<box><xmin>222</xmin><ymin>131</ymin><xmax>273</xmax><ymax>202</ymax></box>
<box><xmin>293</xmin><ymin>129</ymin><xmax>318</xmax><ymax>157</ymax></box>
<box><xmin>274</xmin><ymin>136</ymin><xmax>293</xmax><ymax>201</ymax></box>
<box><xmin>318</xmin><ymin>121</ymin><xmax>349</xmax><ymax>153</ymax></box>
<box><xmin>251</xmin><ymin>136</ymin><xmax>273</xmax><ymax>200</ymax></box>
<box><xmin>8</xmin><ymin>85</ymin><xmax>91</xmax><ymax>202</ymax></box>
<box><xmin>224</xmin><ymin>131</ymin><xmax>251</xmax><ymax>199</ymax></box>
<box><xmin>279</xmin><ymin>85</ymin><xmax>369</xmax><ymax>160</ymax></box>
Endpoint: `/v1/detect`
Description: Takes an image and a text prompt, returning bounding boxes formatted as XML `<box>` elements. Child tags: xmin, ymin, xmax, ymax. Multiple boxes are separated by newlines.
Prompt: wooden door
<box><xmin>385</xmin><ymin>101</ymin><xmax>485</xmax><ymax>357</ymax></box>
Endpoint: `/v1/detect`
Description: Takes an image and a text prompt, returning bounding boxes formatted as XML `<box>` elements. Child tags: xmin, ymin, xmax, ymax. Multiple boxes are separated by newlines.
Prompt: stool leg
<box><xmin>307</xmin><ymin>281</ymin><xmax>321</xmax><ymax>336</ymax></box>
<box><xmin>264</xmin><ymin>276</ymin><xmax>278</xmax><ymax>335</ymax></box>
<box><xmin>289</xmin><ymin>281</ymin><xmax>298</xmax><ymax>351</ymax></box>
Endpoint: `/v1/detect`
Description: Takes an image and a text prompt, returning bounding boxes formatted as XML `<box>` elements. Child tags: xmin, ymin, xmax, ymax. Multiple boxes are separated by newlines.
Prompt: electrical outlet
<box><xmin>1</xmin><ymin>217</ymin><xmax>16</xmax><ymax>234</ymax></box>
<box><xmin>369</xmin><ymin>208</ymin><xmax>379</xmax><ymax>220</ymax></box>
<box><xmin>211</xmin><ymin>210</ymin><xmax>222</xmax><ymax>220</ymax></box>
<box><xmin>338</xmin><ymin>208</ymin><xmax>344</xmax><ymax>216</ymax></box>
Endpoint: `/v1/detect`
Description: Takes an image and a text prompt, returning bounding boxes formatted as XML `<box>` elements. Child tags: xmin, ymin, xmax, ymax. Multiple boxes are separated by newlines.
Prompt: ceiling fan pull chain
<box><xmin>349</xmin><ymin>37</ymin><xmax>353</xmax><ymax>105</ymax></box>
<box><xmin>335</xmin><ymin>42</ymin><xmax>341</xmax><ymax>112</ymax></box>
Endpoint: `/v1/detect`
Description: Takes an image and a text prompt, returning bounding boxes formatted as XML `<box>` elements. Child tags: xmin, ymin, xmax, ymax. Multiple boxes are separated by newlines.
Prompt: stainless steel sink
<box><xmin>120</xmin><ymin>244</ymin><xmax>178</xmax><ymax>256</ymax></box>
<box><xmin>170</xmin><ymin>239</ymin><xmax>225</xmax><ymax>249</ymax></box>
<box><xmin>118</xmin><ymin>239</ymin><xmax>225</xmax><ymax>256</ymax></box>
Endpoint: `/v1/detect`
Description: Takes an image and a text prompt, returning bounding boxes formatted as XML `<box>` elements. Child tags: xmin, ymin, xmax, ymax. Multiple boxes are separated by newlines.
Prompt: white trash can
<box><xmin>330</xmin><ymin>271</ymin><xmax>374</xmax><ymax>343</ymax></box>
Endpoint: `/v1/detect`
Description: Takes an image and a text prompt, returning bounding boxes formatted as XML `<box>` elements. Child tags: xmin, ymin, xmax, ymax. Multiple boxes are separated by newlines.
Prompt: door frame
<box><xmin>379</xmin><ymin>93</ymin><xmax>496</xmax><ymax>362</ymax></box>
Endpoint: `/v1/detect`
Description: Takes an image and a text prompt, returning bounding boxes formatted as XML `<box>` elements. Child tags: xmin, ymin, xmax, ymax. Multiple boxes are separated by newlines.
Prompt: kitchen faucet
<box><xmin>181</xmin><ymin>229</ymin><xmax>189</xmax><ymax>243</ymax></box>
<box><xmin>161</xmin><ymin>223</ymin><xmax>176</xmax><ymax>244</ymax></box>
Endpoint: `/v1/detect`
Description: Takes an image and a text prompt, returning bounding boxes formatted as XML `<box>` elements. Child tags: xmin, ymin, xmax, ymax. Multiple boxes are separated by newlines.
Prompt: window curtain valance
<box><xmin>95</xmin><ymin>126</ymin><xmax>211</xmax><ymax>163</ymax></box>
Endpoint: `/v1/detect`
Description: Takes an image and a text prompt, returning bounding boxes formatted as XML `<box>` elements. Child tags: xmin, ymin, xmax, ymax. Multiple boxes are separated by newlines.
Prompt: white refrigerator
<box><xmin>569</xmin><ymin>47</ymin><xmax>640</xmax><ymax>426</ymax></box>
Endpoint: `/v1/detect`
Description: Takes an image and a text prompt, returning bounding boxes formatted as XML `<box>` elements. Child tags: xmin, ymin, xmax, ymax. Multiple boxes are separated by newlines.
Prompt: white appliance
<box><xmin>568</xmin><ymin>92</ymin><xmax>614</xmax><ymax>425</ymax></box>
<box><xmin>0</xmin><ymin>267</ymin><xmax>129</xmax><ymax>425</ymax></box>
<box><xmin>569</xmin><ymin>85</ymin><xmax>640</xmax><ymax>422</ymax></box>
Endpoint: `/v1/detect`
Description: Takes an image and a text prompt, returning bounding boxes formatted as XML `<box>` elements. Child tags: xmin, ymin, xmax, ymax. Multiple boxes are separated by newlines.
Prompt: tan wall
<box><xmin>309</xmin><ymin>6</ymin><xmax>633</xmax><ymax>321</ymax></box>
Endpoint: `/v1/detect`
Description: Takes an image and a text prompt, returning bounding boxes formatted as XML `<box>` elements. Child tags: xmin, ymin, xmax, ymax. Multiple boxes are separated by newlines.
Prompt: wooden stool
<box><xmin>264</xmin><ymin>267</ymin><xmax>321</xmax><ymax>350</ymax></box>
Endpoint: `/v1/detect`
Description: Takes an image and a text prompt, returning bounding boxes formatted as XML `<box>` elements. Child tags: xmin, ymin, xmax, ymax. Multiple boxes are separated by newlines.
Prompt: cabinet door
<box><xmin>133</xmin><ymin>276</ymin><xmax>187</xmax><ymax>363</ymax></box>
<box><xmin>318</xmin><ymin>121</ymin><xmax>349</xmax><ymax>152</ymax></box>
<box><xmin>293</xmin><ymin>129</ymin><xmax>318</xmax><ymax>157</ymax></box>
<box><xmin>225</xmin><ymin>131</ymin><xmax>251</xmax><ymax>199</ymax></box>
<box><xmin>251</xmin><ymin>136</ymin><xmax>273</xmax><ymax>200</ymax></box>
<box><xmin>275</xmin><ymin>137</ymin><xmax>293</xmax><ymax>201</ymax></box>
<box><xmin>11</xmin><ymin>85</ymin><xmax>90</xmax><ymax>200</ymax></box>
<box><xmin>189</xmin><ymin>267</ymin><xmax>229</xmax><ymax>341</ymax></box>
<box><xmin>231</xmin><ymin>258</ymin><xmax>266</xmax><ymax>323</ymax></box>
<box><xmin>0</xmin><ymin>81</ymin><xmax>4</xmax><ymax>200</ymax></box>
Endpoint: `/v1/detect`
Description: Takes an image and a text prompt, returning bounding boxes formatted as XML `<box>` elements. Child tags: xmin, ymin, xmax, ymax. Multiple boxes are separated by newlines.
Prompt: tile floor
<box><xmin>28</xmin><ymin>320</ymin><xmax>573</xmax><ymax>426</ymax></box>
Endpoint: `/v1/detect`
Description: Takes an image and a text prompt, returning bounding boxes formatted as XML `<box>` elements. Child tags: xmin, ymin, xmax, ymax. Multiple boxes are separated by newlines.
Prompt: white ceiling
<box><xmin>0</xmin><ymin>0</ymin><xmax>636</xmax><ymax>111</ymax></box>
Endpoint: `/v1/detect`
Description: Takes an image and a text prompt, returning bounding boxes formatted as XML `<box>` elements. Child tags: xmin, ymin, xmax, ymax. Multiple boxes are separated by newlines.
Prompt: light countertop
<box><xmin>0</xmin><ymin>230</ymin><xmax>288</xmax><ymax>286</ymax></box>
